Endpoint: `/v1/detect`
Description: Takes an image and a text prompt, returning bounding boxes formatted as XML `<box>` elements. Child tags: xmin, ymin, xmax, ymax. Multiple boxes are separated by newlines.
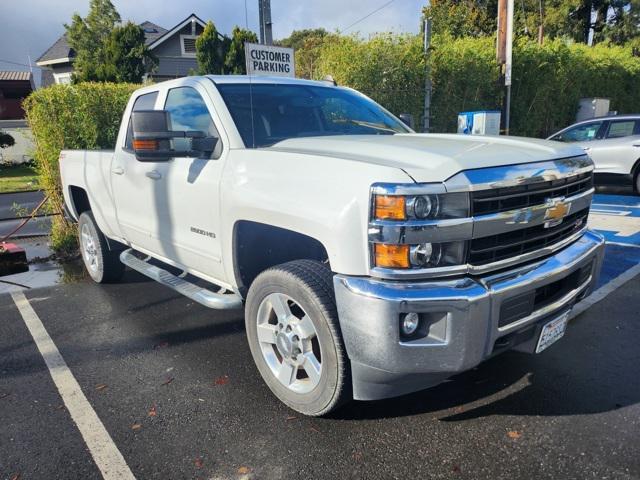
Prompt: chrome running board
<box><xmin>120</xmin><ymin>249</ymin><xmax>243</xmax><ymax>310</ymax></box>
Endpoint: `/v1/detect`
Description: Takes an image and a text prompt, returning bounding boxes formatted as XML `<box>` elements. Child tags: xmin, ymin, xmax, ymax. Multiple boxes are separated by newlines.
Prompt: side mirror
<box><xmin>132</xmin><ymin>110</ymin><xmax>211</xmax><ymax>162</ymax></box>
<box><xmin>399</xmin><ymin>113</ymin><xmax>415</xmax><ymax>130</ymax></box>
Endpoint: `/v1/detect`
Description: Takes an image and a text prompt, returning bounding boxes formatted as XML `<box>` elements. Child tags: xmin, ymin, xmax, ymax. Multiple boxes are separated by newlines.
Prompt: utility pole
<box><xmin>423</xmin><ymin>18</ymin><xmax>432</xmax><ymax>133</ymax></box>
<box><xmin>258</xmin><ymin>0</ymin><xmax>273</xmax><ymax>45</ymax></box>
<box><xmin>497</xmin><ymin>0</ymin><xmax>514</xmax><ymax>135</ymax></box>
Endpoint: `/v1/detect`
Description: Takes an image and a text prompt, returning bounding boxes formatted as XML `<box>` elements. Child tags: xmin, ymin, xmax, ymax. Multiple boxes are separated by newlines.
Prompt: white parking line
<box><xmin>10</xmin><ymin>291</ymin><xmax>136</xmax><ymax>480</ymax></box>
<box><xmin>570</xmin><ymin>262</ymin><xmax>640</xmax><ymax>320</ymax></box>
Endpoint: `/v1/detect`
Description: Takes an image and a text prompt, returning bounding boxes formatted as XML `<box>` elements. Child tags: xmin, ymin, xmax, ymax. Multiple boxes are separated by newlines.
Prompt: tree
<box><xmin>0</xmin><ymin>131</ymin><xmax>15</xmax><ymax>149</ymax></box>
<box><xmin>276</xmin><ymin>28</ymin><xmax>329</xmax><ymax>50</ymax></box>
<box><xmin>276</xmin><ymin>29</ymin><xmax>334</xmax><ymax>79</ymax></box>
<box><xmin>224</xmin><ymin>27</ymin><xmax>258</xmax><ymax>74</ymax></box>
<box><xmin>65</xmin><ymin>0</ymin><xmax>121</xmax><ymax>82</ymax></box>
<box><xmin>196</xmin><ymin>21</ymin><xmax>228</xmax><ymax>74</ymax></box>
<box><xmin>421</xmin><ymin>0</ymin><xmax>640</xmax><ymax>45</ymax></box>
<box><xmin>422</xmin><ymin>0</ymin><xmax>497</xmax><ymax>38</ymax></box>
<box><xmin>103</xmin><ymin>22</ymin><xmax>157</xmax><ymax>82</ymax></box>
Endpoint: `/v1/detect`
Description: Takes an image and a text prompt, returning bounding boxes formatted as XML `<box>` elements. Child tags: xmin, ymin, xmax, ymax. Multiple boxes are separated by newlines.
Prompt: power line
<box><xmin>340</xmin><ymin>0</ymin><xmax>397</xmax><ymax>33</ymax></box>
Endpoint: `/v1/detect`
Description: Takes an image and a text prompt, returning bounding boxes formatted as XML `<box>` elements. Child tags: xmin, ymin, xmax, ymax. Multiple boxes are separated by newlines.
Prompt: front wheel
<box><xmin>245</xmin><ymin>260</ymin><xmax>350</xmax><ymax>416</ymax></box>
<box><xmin>78</xmin><ymin>211</ymin><xmax>125</xmax><ymax>283</ymax></box>
<box><xmin>634</xmin><ymin>168</ymin><xmax>640</xmax><ymax>195</ymax></box>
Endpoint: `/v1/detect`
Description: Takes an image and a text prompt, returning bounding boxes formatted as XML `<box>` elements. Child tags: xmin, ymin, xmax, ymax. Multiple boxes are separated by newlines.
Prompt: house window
<box><xmin>181</xmin><ymin>35</ymin><xmax>198</xmax><ymax>57</ymax></box>
<box><xmin>53</xmin><ymin>72</ymin><xmax>72</xmax><ymax>85</ymax></box>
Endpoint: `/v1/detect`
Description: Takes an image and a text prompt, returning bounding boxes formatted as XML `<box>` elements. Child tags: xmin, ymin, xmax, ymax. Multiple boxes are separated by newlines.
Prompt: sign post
<box><xmin>244</xmin><ymin>43</ymin><xmax>295</xmax><ymax>77</ymax></box>
<box><xmin>497</xmin><ymin>0</ymin><xmax>514</xmax><ymax>135</ymax></box>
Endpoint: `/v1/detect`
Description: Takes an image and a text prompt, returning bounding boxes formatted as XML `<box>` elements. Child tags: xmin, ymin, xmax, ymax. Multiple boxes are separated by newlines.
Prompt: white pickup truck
<box><xmin>60</xmin><ymin>75</ymin><xmax>605</xmax><ymax>416</ymax></box>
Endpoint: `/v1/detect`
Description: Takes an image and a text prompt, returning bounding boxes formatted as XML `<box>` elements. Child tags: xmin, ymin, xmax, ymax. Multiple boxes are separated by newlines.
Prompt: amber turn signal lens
<box><xmin>374</xmin><ymin>244</ymin><xmax>410</xmax><ymax>269</ymax></box>
<box><xmin>374</xmin><ymin>195</ymin><xmax>406</xmax><ymax>220</ymax></box>
<box><xmin>133</xmin><ymin>139</ymin><xmax>158</xmax><ymax>150</ymax></box>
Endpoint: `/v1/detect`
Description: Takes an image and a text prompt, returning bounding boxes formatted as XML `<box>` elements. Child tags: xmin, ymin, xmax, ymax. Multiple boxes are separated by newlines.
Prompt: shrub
<box><xmin>23</xmin><ymin>82</ymin><xmax>138</xmax><ymax>254</ymax></box>
<box><xmin>313</xmin><ymin>33</ymin><xmax>640</xmax><ymax>137</ymax></box>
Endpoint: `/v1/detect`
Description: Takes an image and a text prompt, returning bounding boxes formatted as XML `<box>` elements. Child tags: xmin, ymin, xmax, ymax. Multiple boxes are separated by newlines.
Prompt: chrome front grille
<box><xmin>468</xmin><ymin>208</ymin><xmax>590</xmax><ymax>265</ymax></box>
<box><xmin>470</xmin><ymin>172</ymin><xmax>593</xmax><ymax>216</ymax></box>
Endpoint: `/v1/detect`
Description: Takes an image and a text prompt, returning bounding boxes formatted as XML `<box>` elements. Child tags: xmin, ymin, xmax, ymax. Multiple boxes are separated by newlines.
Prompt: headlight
<box><xmin>373</xmin><ymin>192</ymin><xmax>469</xmax><ymax>221</ymax></box>
<box><xmin>371</xmin><ymin>185</ymin><xmax>470</xmax><ymax>271</ymax></box>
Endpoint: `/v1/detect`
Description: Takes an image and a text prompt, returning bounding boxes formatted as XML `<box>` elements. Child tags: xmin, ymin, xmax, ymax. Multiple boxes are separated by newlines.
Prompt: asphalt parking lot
<box><xmin>2</xmin><ymin>190</ymin><xmax>640</xmax><ymax>480</ymax></box>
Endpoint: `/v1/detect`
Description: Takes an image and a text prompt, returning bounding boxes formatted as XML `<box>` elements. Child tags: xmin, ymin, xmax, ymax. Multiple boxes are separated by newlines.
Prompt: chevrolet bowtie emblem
<box><xmin>544</xmin><ymin>198</ymin><xmax>571</xmax><ymax>228</ymax></box>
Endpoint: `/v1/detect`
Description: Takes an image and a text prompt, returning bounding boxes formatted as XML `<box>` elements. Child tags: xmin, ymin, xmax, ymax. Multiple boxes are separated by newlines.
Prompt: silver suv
<box><xmin>548</xmin><ymin>115</ymin><xmax>640</xmax><ymax>193</ymax></box>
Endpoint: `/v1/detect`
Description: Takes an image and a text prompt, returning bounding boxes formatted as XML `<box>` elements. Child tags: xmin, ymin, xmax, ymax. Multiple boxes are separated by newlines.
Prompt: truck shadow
<box><xmin>334</xmin><ymin>312</ymin><xmax>640</xmax><ymax>421</ymax></box>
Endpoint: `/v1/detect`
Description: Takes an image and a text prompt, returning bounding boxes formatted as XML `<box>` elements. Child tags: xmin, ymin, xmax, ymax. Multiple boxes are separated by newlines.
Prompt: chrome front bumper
<box><xmin>334</xmin><ymin>230</ymin><xmax>605</xmax><ymax>401</ymax></box>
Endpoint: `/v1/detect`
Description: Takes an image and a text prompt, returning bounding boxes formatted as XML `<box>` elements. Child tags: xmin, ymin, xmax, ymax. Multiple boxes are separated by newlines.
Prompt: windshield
<box><xmin>215</xmin><ymin>83</ymin><xmax>411</xmax><ymax>148</ymax></box>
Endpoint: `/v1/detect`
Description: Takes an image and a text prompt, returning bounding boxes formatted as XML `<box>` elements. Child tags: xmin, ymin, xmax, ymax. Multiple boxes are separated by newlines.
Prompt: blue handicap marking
<box><xmin>589</xmin><ymin>194</ymin><xmax>640</xmax><ymax>288</ymax></box>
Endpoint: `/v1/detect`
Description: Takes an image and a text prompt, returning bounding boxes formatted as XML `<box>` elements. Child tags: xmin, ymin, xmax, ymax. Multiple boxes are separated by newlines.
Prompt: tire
<box><xmin>634</xmin><ymin>169</ymin><xmax>640</xmax><ymax>195</ymax></box>
<box><xmin>245</xmin><ymin>260</ymin><xmax>351</xmax><ymax>416</ymax></box>
<box><xmin>78</xmin><ymin>211</ymin><xmax>125</xmax><ymax>283</ymax></box>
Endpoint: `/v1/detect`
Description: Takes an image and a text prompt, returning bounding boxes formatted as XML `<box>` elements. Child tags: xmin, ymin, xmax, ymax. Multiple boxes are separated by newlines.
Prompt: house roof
<box><xmin>37</xmin><ymin>15</ymin><xmax>207</xmax><ymax>67</ymax></box>
<box><xmin>146</xmin><ymin>13</ymin><xmax>209</xmax><ymax>50</ymax></box>
<box><xmin>0</xmin><ymin>71</ymin><xmax>33</xmax><ymax>82</ymax></box>
<box><xmin>139</xmin><ymin>21</ymin><xmax>168</xmax><ymax>45</ymax></box>
<box><xmin>36</xmin><ymin>34</ymin><xmax>74</xmax><ymax>65</ymax></box>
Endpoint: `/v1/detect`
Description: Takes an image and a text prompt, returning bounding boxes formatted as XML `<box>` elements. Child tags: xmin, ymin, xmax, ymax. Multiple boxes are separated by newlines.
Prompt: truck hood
<box><xmin>268</xmin><ymin>133</ymin><xmax>586</xmax><ymax>183</ymax></box>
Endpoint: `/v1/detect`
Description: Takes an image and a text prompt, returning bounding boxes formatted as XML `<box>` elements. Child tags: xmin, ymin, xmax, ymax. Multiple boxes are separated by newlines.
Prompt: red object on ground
<box><xmin>0</xmin><ymin>243</ymin><xmax>29</xmax><ymax>276</ymax></box>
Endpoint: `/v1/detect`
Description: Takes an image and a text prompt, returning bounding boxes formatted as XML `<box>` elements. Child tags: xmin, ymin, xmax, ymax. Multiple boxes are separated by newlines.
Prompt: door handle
<box><xmin>583</xmin><ymin>147</ymin><xmax>591</xmax><ymax>152</ymax></box>
<box><xmin>145</xmin><ymin>170</ymin><xmax>162</xmax><ymax>180</ymax></box>
<box><xmin>112</xmin><ymin>166</ymin><xmax>124</xmax><ymax>175</ymax></box>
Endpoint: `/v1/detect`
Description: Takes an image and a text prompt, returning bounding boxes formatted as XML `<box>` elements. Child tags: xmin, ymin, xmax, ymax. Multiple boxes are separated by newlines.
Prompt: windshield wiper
<box><xmin>335</xmin><ymin>119</ymin><xmax>398</xmax><ymax>134</ymax></box>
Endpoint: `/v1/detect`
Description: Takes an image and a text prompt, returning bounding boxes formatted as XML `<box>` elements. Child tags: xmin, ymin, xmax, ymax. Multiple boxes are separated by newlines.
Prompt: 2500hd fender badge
<box><xmin>190</xmin><ymin>227</ymin><xmax>216</xmax><ymax>238</ymax></box>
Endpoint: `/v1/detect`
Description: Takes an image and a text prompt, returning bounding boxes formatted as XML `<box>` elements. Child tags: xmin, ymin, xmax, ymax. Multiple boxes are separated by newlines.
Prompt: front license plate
<box><xmin>535</xmin><ymin>312</ymin><xmax>570</xmax><ymax>354</ymax></box>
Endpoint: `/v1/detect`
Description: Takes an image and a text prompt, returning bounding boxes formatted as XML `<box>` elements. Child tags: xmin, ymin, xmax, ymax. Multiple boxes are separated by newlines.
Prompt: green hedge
<box><xmin>24</xmin><ymin>82</ymin><xmax>138</xmax><ymax>254</ymax></box>
<box><xmin>314</xmin><ymin>34</ymin><xmax>640</xmax><ymax>137</ymax></box>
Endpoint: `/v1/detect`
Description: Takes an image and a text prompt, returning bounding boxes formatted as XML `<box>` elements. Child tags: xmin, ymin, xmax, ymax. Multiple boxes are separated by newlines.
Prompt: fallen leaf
<box><xmin>0</xmin><ymin>393</ymin><xmax>10</xmax><ymax>399</ymax></box>
<box><xmin>452</xmin><ymin>465</ymin><xmax>461</xmax><ymax>473</ymax></box>
<box><xmin>10</xmin><ymin>474</ymin><xmax>20</xmax><ymax>480</ymax></box>
<box><xmin>154</xmin><ymin>341</ymin><xmax>169</xmax><ymax>350</ymax></box>
<box><xmin>285</xmin><ymin>415</ymin><xmax>297</xmax><ymax>421</ymax></box>
<box><xmin>507</xmin><ymin>430</ymin><xmax>521</xmax><ymax>439</ymax></box>
<box><xmin>214</xmin><ymin>375</ymin><xmax>229</xmax><ymax>385</ymax></box>
<box><xmin>161</xmin><ymin>377</ymin><xmax>174</xmax><ymax>386</ymax></box>
<box><xmin>148</xmin><ymin>405</ymin><xmax>157</xmax><ymax>417</ymax></box>
<box><xmin>95</xmin><ymin>384</ymin><xmax>108</xmax><ymax>391</ymax></box>
<box><xmin>237</xmin><ymin>466</ymin><xmax>250</xmax><ymax>474</ymax></box>
<box><xmin>56</xmin><ymin>404</ymin><xmax>65</xmax><ymax>410</ymax></box>
<box><xmin>352</xmin><ymin>451</ymin><xmax>363</xmax><ymax>462</ymax></box>
<box><xmin>131</xmin><ymin>423</ymin><xmax>142</xmax><ymax>430</ymax></box>
<box><xmin>194</xmin><ymin>457</ymin><xmax>203</xmax><ymax>468</ymax></box>
<box><xmin>309</xmin><ymin>424</ymin><xmax>321</xmax><ymax>433</ymax></box>
<box><xmin>453</xmin><ymin>406</ymin><xmax>464</xmax><ymax>413</ymax></box>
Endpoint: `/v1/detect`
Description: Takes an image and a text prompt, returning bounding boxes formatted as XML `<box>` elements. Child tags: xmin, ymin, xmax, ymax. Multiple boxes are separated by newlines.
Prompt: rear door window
<box><xmin>606</xmin><ymin>120</ymin><xmax>638</xmax><ymax>139</ymax></box>
<box><xmin>125</xmin><ymin>91</ymin><xmax>158</xmax><ymax>150</ymax></box>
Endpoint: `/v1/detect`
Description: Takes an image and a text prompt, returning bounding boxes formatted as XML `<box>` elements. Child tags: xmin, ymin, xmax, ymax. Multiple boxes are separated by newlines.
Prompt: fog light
<box><xmin>401</xmin><ymin>312</ymin><xmax>420</xmax><ymax>336</ymax></box>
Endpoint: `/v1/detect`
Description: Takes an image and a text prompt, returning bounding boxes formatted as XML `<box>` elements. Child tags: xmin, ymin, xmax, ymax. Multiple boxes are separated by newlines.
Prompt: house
<box><xmin>36</xmin><ymin>13</ymin><xmax>220</xmax><ymax>85</ymax></box>
<box><xmin>0</xmin><ymin>71</ymin><xmax>34</xmax><ymax>120</ymax></box>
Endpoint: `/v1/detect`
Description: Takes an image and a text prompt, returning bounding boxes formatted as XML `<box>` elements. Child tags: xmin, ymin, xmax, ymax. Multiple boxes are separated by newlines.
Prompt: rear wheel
<box><xmin>634</xmin><ymin>169</ymin><xmax>640</xmax><ymax>195</ymax></box>
<box><xmin>245</xmin><ymin>260</ymin><xmax>350</xmax><ymax>416</ymax></box>
<box><xmin>78</xmin><ymin>211</ymin><xmax>125</xmax><ymax>283</ymax></box>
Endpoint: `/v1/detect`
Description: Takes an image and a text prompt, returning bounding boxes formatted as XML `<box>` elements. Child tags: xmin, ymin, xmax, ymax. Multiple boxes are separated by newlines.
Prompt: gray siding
<box><xmin>151</xmin><ymin>22</ymin><xmax>204</xmax><ymax>79</ymax></box>
<box><xmin>152</xmin><ymin>23</ymin><xmax>204</xmax><ymax>57</ymax></box>
<box><xmin>153</xmin><ymin>57</ymin><xmax>198</xmax><ymax>78</ymax></box>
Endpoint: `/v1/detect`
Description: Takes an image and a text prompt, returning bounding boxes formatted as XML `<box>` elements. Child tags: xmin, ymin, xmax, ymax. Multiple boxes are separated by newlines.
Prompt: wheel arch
<box><xmin>232</xmin><ymin>220</ymin><xmax>330</xmax><ymax>296</ymax></box>
<box><xmin>68</xmin><ymin>185</ymin><xmax>91</xmax><ymax>219</ymax></box>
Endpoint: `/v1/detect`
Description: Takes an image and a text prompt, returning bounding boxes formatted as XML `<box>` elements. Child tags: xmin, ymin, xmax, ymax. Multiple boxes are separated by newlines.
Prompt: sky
<box><xmin>0</xmin><ymin>0</ymin><xmax>426</xmax><ymax>84</ymax></box>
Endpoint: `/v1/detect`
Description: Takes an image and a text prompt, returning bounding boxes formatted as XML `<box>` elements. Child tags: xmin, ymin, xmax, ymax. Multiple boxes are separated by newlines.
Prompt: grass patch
<box><xmin>0</xmin><ymin>163</ymin><xmax>40</xmax><ymax>193</ymax></box>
